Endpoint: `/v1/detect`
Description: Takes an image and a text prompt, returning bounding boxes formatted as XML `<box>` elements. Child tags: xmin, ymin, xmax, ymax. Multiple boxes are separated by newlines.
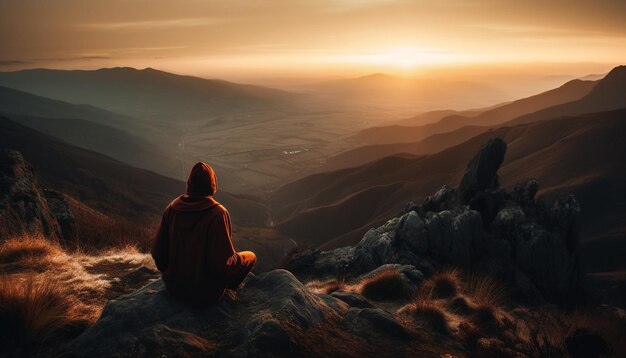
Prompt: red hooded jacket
<box><xmin>151</xmin><ymin>163</ymin><xmax>251</xmax><ymax>306</ymax></box>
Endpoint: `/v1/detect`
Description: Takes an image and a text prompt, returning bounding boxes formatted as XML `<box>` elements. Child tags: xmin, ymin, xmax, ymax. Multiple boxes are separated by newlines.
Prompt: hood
<box><xmin>170</xmin><ymin>194</ymin><xmax>220</xmax><ymax>212</ymax></box>
<box><xmin>186</xmin><ymin>162</ymin><xmax>217</xmax><ymax>196</ymax></box>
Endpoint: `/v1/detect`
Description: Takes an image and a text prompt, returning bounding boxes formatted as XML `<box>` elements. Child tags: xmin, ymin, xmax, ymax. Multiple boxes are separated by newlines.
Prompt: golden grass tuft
<box><xmin>306</xmin><ymin>279</ymin><xmax>347</xmax><ymax>295</ymax></box>
<box><xmin>465</xmin><ymin>273</ymin><xmax>507</xmax><ymax>307</ymax></box>
<box><xmin>359</xmin><ymin>269</ymin><xmax>413</xmax><ymax>301</ymax></box>
<box><xmin>0</xmin><ymin>234</ymin><xmax>62</xmax><ymax>271</ymax></box>
<box><xmin>447</xmin><ymin>295</ymin><xmax>474</xmax><ymax>315</ymax></box>
<box><xmin>417</xmin><ymin>268</ymin><xmax>461</xmax><ymax>301</ymax></box>
<box><xmin>468</xmin><ymin>305</ymin><xmax>501</xmax><ymax>335</ymax></box>
<box><xmin>400</xmin><ymin>300</ymin><xmax>450</xmax><ymax>334</ymax></box>
<box><xmin>0</xmin><ymin>233</ymin><xmax>159</xmax><ymax>354</ymax></box>
<box><xmin>0</xmin><ymin>275</ymin><xmax>90</xmax><ymax>352</ymax></box>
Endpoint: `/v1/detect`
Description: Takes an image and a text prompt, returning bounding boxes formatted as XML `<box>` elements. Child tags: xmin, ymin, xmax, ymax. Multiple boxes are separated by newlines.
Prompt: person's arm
<box><xmin>207</xmin><ymin>207</ymin><xmax>238</xmax><ymax>278</ymax></box>
<box><xmin>151</xmin><ymin>207</ymin><xmax>170</xmax><ymax>272</ymax></box>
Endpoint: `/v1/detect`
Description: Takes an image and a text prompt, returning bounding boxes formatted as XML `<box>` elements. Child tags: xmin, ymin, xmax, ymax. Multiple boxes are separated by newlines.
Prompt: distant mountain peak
<box><xmin>587</xmin><ymin>64</ymin><xmax>626</xmax><ymax>98</ymax></box>
<box><xmin>357</xmin><ymin>73</ymin><xmax>394</xmax><ymax>80</ymax></box>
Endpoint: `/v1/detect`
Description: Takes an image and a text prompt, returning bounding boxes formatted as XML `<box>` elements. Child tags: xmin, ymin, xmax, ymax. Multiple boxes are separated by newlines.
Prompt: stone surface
<box><xmin>458</xmin><ymin>138</ymin><xmax>507</xmax><ymax>204</ymax></box>
<box><xmin>69</xmin><ymin>270</ymin><xmax>349</xmax><ymax>357</ymax></box>
<box><xmin>0</xmin><ymin>149</ymin><xmax>76</xmax><ymax>242</ymax></box>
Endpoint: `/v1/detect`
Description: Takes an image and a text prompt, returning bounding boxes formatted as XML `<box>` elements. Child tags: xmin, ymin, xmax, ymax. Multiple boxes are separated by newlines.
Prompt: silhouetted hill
<box><xmin>306</xmin><ymin>73</ymin><xmax>503</xmax><ymax>111</ymax></box>
<box><xmin>0</xmin><ymin>86</ymin><xmax>182</xmax><ymax>178</ymax></box>
<box><xmin>0</xmin><ymin>67</ymin><xmax>297</xmax><ymax>121</ymax></box>
<box><xmin>350</xmin><ymin>78</ymin><xmax>596</xmax><ymax>146</ymax></box>
<box><xmin>323</xmin><ymin>126</ymin><xmax>487</xmax><ymax>171</ymax></box>
<box><xmin>272</xmin><ymin>109</ymin><xmax>626</xmax><ymax>254</ymax></box>
<box><xmin>0</xmin><ymin>85</ymin><xmax>158</xmax><ymax>136</ymax></box>
<box><xmin>395</xmin><ymin>108</ymin><xmax>488</xmax><ymax>126</ymax></box>
<box><xmin>508</xmin><ymin>65</ymin><xmax>626</xmax><ymax>126</ymax></box>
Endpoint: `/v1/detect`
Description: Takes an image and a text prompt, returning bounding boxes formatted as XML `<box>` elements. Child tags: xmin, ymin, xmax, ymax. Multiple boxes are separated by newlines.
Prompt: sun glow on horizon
<box><xmin>328</xmin><ymin>47</ymin><xmax>479</xmax><ymax>70</ymax></box>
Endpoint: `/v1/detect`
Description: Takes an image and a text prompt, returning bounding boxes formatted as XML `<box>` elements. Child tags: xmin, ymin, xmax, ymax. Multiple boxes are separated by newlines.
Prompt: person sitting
<box><xmin>151</xmin><ymin>162</ymin><xmax>256</xmax><ymax>306</ymax></box>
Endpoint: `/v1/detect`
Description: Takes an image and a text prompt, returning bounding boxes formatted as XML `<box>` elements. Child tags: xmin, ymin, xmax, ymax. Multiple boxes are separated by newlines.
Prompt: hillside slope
<box><xmin>350</xmin><ymin>78</ymin><xmax>596</xmax><ymax>145</ymax></box>
<box><xmin>0</xmin><ymin>67</ymin><xmax>297</xmax><ymax>121</ymax></box>
<box><xmin>0</xmin><ymin>117</ymin><xmax>268</xmax><ymax>227</ymax></box>
<box><xmin>272</xmin><ymin>109</ymin><xmax>626</xmax><ymax>251</ymax></box>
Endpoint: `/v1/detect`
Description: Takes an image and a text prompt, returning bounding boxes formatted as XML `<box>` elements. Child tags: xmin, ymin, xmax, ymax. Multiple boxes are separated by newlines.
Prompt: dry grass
<box><xmin>0</xmin><ymin>234</ymin><xmax>158</xmax><ymax>354</ymax></box>
<box><xmin>465</xmin><ymin>273</ymin><xmax>507</xmax><ymax>307</ymax></box>
<box><xmin>359</xmin><ymin>269</ymin><xmax>413</xmax><ymax>301</ymax></box>
<box><xmin>0</xmin><ymin>234</ymin><xmax>60</xmax><ymax>263</ymax></box>
<box><xmin>399</xmin><ymin>300</ymin><xmax>450</xmax><ymax>335</ymax></box>
<box><xmin>69</xmin><ymin>197</ymin><xmax>155</xmax><ymax>252</ymax></box>
<box><xmin>468</xmin><ymin>305</ymin><xmax>501</xmax><ymax>335</ymax></box>
<box><xmin>418</xmin><ymin>269</ymin><xmax>461</xmax><ymax>301</ymax></box>
<box><xmin>447</xmin><ymin>295</ymin><xmax>474</xmax><ymax>315</ymax></box>
<box><xmin>0</xmin><ymin>275</ymin><xmax>90</xmax><ymax>354</ymax></box>
<box><xmin>306</xmin><ymin>279</ymin><xmax>347</xmax><ymax>295</ymax></box>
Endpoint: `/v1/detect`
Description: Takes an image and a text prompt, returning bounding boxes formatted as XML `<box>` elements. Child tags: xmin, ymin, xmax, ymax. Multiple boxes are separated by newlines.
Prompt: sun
<box><xmin>329</xmin><ymin>46</ymin><xmax>465</xmax><ymax>73</ymax></box>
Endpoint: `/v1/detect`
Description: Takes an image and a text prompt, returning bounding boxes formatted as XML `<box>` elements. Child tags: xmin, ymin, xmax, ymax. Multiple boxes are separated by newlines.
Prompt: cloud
<box><xmin>466</xmin><ymin>23</ymin><xmax>608</xmax><ymax>37</ymax></box>
<box><xmin>82</xmin><ymin>18</ymin><xmax>224</xmax><ymax>30</ymax></box>
<box><xmin>40</xmin><ymin>55</ymin><xmax>111</xmax><ymax>61</ymax></box>
<box><xmin>0</xmin><ymin>60</ymin><xmax>29</xmax><ymax>66</ymax></box>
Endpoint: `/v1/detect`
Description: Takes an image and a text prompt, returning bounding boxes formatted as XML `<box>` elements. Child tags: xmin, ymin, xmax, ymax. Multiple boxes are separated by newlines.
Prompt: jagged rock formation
<box><xmin>288</xmin><ymin>138</ymin><xmax>581</xmax><ymax>301</ymax></box>
<box><xmin>0</xmin><ymin>149</ymin><xmax>77</xmax><ymax>243</ymax></box>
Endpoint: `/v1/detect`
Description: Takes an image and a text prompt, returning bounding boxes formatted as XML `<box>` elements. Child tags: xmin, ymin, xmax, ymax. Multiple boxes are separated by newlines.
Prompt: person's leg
<box><xmin>225</xmin><ymin>251</ymin><xmax>256</xmax><ymax>290</ymax></box>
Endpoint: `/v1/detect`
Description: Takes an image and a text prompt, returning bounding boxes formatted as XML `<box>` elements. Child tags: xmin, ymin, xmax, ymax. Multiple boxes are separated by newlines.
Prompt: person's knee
<box><xmin>247</xmin><ymin>251</ymin><xmax>257</xmax><ymax>264</ymax></box>
<box><xmin>239</xmin><ymin>251</ymin><xmax>256</xmax><ymax>265</ymax></box>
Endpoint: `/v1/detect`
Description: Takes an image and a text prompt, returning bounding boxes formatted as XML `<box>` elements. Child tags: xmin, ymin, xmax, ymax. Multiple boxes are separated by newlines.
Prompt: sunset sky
<box><xmin>1</xmin><ymin>0</ymin><xmax>625</xmax><ymax>81</ymax></box>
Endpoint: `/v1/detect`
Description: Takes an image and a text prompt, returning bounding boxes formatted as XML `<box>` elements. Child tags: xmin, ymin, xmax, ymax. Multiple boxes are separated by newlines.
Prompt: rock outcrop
<box><xmin>70</xmin><ymin>265</ymin><xmax>435</xmax><ymax>357</ymax></box>
<box><xmin>69</xmin><ymin>270</ymin><xmax>348</xmax><ymax>357</ymax></box>
<box><xmin>0</xmin><ymin>149</ymin><xmax>77</xmax><ymax>243</ymax></box>
<box><xmin>287</xmin><ymin>138</ymin><xmax>582</xmax><ymax>301</ymax></box>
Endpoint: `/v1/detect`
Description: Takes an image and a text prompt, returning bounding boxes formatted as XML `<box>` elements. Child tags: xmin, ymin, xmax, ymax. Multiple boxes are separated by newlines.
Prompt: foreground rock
<box><xmin>288</xmin><ymin>138</ymin><xmax>582</xmax><ymax>301</ymax></box>
<box><xmin>70</xmin><ymin>270</ymin><xmax>351</xmax><ymax>357</ymax></box>
<box><xmin>0</xmin><ymin>149</ymin><xmax>77</xmax><ymax>243</ymax></box>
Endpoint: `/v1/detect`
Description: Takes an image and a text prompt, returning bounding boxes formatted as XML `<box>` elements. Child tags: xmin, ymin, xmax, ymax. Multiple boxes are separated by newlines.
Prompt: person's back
<box><xmin>151</xmin><ymin>162</ymin><xmax>256</xmax><ymax>306</ymax></box>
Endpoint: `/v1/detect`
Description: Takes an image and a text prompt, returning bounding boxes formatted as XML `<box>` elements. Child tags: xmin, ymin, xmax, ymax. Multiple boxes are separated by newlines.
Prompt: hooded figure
<box><xmin>151</xmin><ymin>162</ymin><xmax>256</xmax><ymax>306</ymax></box>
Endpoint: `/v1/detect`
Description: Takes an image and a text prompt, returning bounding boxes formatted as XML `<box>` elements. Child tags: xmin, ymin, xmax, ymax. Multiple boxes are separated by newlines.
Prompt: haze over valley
<box><xmin>2</xmin><ymin>1</ymin><xmax>626</xmax><ymax>356</ymax></box>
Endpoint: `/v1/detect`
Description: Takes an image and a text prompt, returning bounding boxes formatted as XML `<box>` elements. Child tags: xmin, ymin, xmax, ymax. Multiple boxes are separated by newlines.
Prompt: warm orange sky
<box><xmin>1</xmin><ymin>0</ymin><xmax>625</xmax><ymax>82</ymax></box>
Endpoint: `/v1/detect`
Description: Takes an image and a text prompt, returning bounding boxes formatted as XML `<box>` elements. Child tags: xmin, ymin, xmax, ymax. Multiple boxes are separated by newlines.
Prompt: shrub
<box><xmin>360</xmin><ymin>269</ymin><xmax>413</xmax><ymax>301</ymax></box>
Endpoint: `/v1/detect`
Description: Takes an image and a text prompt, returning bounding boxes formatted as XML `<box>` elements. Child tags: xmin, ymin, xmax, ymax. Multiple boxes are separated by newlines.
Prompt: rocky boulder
<box><xmin>69</xmin><ymin>270</ymin><xmax>350</xmax><ymax>357</ymax></box>
<box><xmin>0</xmin><ymin>149</ymin><xmax>77</xmax><ymax>243</ymax></box>
<box><xmin>458</xmin><ymin>137</ymin><xmax>506</xmax><ymax>204</ymax></box>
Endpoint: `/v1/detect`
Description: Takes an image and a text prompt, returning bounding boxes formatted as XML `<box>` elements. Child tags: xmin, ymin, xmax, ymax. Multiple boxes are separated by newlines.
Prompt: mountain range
<box><xmin>0</xmin><ymin>67</ymin><xmax>298</xmax><ymax>122</ymax></box>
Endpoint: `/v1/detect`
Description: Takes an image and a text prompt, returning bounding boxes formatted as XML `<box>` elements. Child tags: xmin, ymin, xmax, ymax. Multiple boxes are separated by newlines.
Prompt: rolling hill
<box><xmin>306</xmin><ymin>73</ymin><xmax>504</xmax><ymax>112</ymax></box>
<box><xmin>0</xmin><ymin>67</ymin><xmax>298</xmax><ymax>122</ymax></box>
<box><xmin>0</xmin><ymin>86</ymin><xmax>182</xmax><ymax>178</ymax></box>
<box><xmin>327</xmin><ymin>67</ymin><xmax>625</xmax><ymax>171</ymax></box>
<box><xmin>350</xmin><ymin>77</ymin><xmax>597</xmax><ymax>146</ymax></box>
<box><xmin>507</xmin><ymin>65</ymin><xmax>626</xmax><ymax>126</ymax></box>
<box><xmin>272</xmin><ymin>109</ymin><xmax>626</xmax><ymax>256</ymax></box>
